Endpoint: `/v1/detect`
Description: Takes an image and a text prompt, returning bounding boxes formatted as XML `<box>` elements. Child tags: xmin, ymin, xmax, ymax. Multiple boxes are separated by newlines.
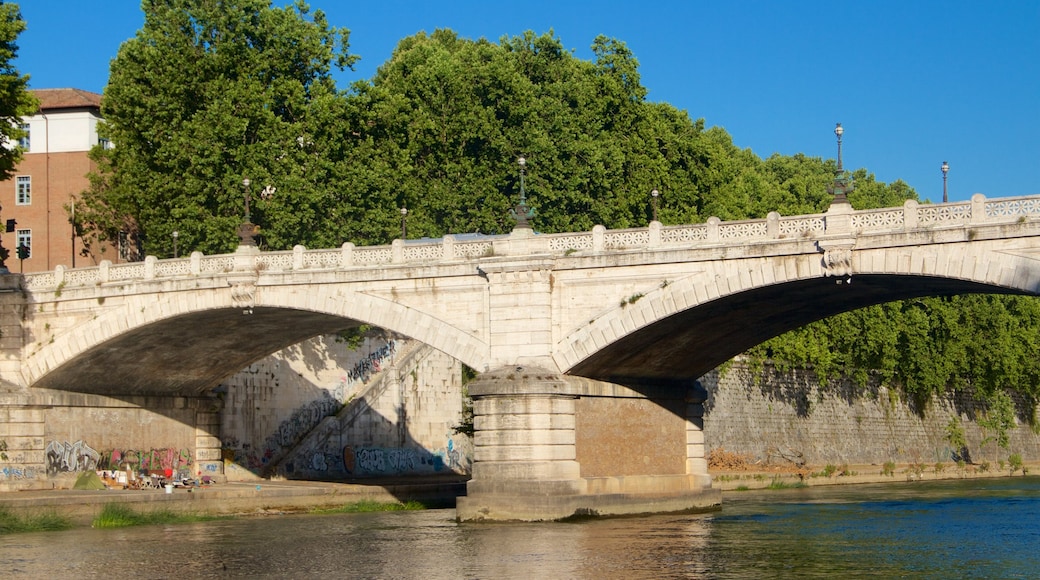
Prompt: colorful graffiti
<box><xmin>45</xmin><ymin>440</ymin><xmax>101</xmax><ymax>475</ymax></box>
<box><xmin>98</xmin><ymin>448</ymin><xmax>192</xmax><ymax>472</ymax></box>
<box><xmin>45</xmin><ymin>441</ymin><xmax>192</xmax><ymax>475</ymax></box>
<box><xmin>340</xmin><ymin>441</ymin><xmax>470</xmax><ymax>476</ymax></box>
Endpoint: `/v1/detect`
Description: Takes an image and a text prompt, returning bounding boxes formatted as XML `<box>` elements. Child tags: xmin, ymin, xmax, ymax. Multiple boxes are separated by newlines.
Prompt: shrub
<box><xmin>882</xmin><ymin>461</ymin><xmax>896</xmax><ymax>476</ymax></box>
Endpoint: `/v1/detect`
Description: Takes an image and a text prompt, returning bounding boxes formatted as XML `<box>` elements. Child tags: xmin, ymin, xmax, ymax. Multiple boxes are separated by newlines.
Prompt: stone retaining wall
<box><xmin>703</xmin><ymin>362</ymin><xmax>1040</xmax><ymax>466</ymax></box>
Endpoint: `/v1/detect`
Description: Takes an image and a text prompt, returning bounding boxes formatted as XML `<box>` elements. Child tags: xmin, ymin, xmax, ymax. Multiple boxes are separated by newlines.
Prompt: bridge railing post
<box><xmin>190</xmin><ymin>251</ymin><xmax>202</xmax><ymax>275</ymax></box>
<box><xmin>98</xmin><ymin>260</ymin><xmax>110</xmax><ymax>283</ymax></box>
<box><xmin>391</xmin><ymin>239</ymin><xmax>404</xmax><ymax>263</ymax></box>
<box><xmin>53</xmin><ymin>265</ymin><xmax>66</xmax><ymax>287</ymax></box>
<box><xmin>903</xmin><ymin>199</ymin><xmax>919</xmax><ymax>230</ymax></box>
<box><xmin>971</xmin><ymin>193</ymin><xmax>987</xmax><ymax>223</ymax></box>
<box><xmin>293</xmin><ymin>245</ymin><xmax>306</xmax><ymax>270</ymax></box>
<box><xmin>706</xmin><ymin>217</ymin><xmax>720</xmax><ymax>243</ymax></box>
<box><xmin>648</xmin><ymin>222</ymin><xmax>661</xmax><ymax>247</ymax></box>
<box><xmin>144</xmin><ymin>256</ymin><xmax>157</xmax><ymax>280</ymax></box>
<box><xmin>340</xmin><ymin>242</ymin><xmax>354</xmax><ymax>267</ymax></box>
<box><xmin>766</xmin><ymin>212</ymin><xmax>780</xmax><ymax>239</ymax></box>
<box><xmin>592</xmin><ymin>225</ymin><xmax>606</xmax><ymax>252</ymax></box>
<box><xmin>442</xmin><ymin>235</ymin><xmax>456</xmax><ymax>261</ymax></box>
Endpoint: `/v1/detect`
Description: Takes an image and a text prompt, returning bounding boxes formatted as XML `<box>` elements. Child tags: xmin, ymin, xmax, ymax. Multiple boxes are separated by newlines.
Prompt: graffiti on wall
<box><xmin>45</xmin><ymin>441</ymin><xmax>192</xmax><ymax>475</ymax></box>
<box><xmin>45</xmin><ymin>440</ymin><xmax>101</xmax><ymax>475</ymax></box>
<box><xmin>340</xmin><ymin>437</ymin><xmax>471</xmax><ymax>477</ymax></box>
<box><xmin>98</xmin><ymin>448</ymin><xmax>193</xmax><ymax>472</ymax></box>
<box><xmin>336</xmin><ymin>339</ymin><xmax>397</xmax><ymax>398</ymax></box>
<box><xmin>271</xmin><ymin>396</ymin><xmax>341</xmax><ymax>449</ymax></box>
<box><xmin>1</xmin><ymin>466</ymin><xmax>39</xmax><ymax>480</ymax></box>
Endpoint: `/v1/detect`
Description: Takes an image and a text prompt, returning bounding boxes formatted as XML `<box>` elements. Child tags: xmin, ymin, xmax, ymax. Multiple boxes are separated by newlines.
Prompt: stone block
<box><xmin>474</xmin><ymin>428</ymin><xmax>575</xmax><ymax>447</ymax></box>
<box><xmin>474</xmin><ymin>396</ymin><xmax>575</xmax><ymax>416</ymax></box>
<box><xmin>474</xmin><ymin>443</ymin><xmax>576</xmax><ymax>462</ymax></box>
<box><xmin>195</xmin><ymin>448</ymin><xmax>222</xmax><ymax>461</ymax></box>
<box><xmin>469</xmin><ymin>459</ymin><xmax>581</xmax><ymax>481</ymax></box>
<box><xmin>475</xmin><ymin>413</ymin><xmax>575</xmax><ymax>431</ymax></box>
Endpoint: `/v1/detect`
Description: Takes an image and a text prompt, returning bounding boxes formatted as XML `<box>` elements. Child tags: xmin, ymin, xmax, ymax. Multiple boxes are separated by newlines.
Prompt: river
<box><xmin>3</xmin><ymin>476</ymin><xmax>1038</xmax><ymax>578</ymax></box>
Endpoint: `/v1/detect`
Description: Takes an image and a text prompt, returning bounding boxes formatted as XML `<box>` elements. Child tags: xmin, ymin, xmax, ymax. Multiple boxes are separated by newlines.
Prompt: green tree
<box><xmin>0</xmin><ymin>2</ymin><xmax>35</xmax><ymax>180</ymax></box>
<box><xmin>78</xmin><ymin>0</ymin><xmax>357</xmax><ymax>258</ymax></box>
<box><xmin>0</xmin><ymin>2</ymin><xmax>36</xmax><ymax>270</ymax></box>
<box><xmin>978</xmin><ymin>389</ymin><xmax>1016</xmax><ymax>463</ymax></box>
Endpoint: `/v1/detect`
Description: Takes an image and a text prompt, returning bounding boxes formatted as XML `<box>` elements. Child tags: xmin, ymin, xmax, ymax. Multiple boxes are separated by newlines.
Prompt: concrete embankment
<box><xmin>711</xmin><ymin>462</ymin><xmax>1038</xmax><ymax>492</ymax></box>
<box><xmin>0</xmin><ymin>477</ymin><xmax>468</xmax><ymax>526</ymax></box>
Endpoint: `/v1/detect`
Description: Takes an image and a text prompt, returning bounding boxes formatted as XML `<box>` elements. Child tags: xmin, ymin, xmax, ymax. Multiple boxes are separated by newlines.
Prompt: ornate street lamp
<box><xmin>941</xmin><ymin>160</ymin><xmax>949</xmax><ymax>203</ymax></box>
<box><xmin>400</xmin><ymin>207</ymin><xmax>408</xmax><ymax>240</ymax></box>
<box><xmin>172</xmin><ymin>230</ymin><xmax>179</xmax><ymax>258</ymax></box>
<box><xmin>650</xmin><ymin>188</ymin><xmax>660</xmax><ymax>223</ymax></box>
<box><xmin>826</xmin><ymin>123</ymin><xmax>854</xmax><ymax>203</ymax></box>
<box><xmin>510</xmin><ymin>156</ymin><xmax>535</xmax><ymax>230</ymax></box>
<box><xmin>237</xmin><ymin>177</ymin><xmax>257</xmax><ymax>246</ymax></box>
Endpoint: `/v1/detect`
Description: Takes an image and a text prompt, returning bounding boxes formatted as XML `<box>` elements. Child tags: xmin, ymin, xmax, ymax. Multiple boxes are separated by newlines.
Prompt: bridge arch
<box><xmin>24</xmin><ymin>282</ymin><xmax>488</xmax><ymax>395</ymax></box>
<box><xmin>556</xmin><ymin>242</ymin><xmax>1040</xmax><ymax>386</ymax></box>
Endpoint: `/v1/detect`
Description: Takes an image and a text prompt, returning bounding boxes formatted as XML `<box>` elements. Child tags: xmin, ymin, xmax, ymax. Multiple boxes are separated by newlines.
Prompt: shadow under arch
<box><xmin>565</xmin><ymin>274</ymin><xmax>1032</xmax><ymax>389</ymax></box>
<box><xmin>27</xmin><ymin>285</ymin><xmax>489</xmax><ymax>396</ymax></box>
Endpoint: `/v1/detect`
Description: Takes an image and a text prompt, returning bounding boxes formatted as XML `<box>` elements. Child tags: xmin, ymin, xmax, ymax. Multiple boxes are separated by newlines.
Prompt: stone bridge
<box><xmin>2</xmin><ymin>193</ymin><xmax>1040</xmax><ymax>520</ymax></box>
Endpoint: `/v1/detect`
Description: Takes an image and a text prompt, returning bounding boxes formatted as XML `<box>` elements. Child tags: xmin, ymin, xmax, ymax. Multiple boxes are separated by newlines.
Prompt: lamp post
<box><xmin>650</xmin><ymin>188</ymin><xmax>660</xmax><ymax>223</ymax></box>
<box><xmin>172</xmin><ymin>230</ymin><xmax>179</xmax><ymax>258</ymax></box>
<box><xmin>826</xmin><ymin>123</ymin><xmax>854</xmax><ymax>203</ymax></box>
<box><xmin>400</xmin><ymin>207</ymin><xmax>408</xmax><ymax>240</ymax></box>
<box><xmin>510</xmin><ymin>156</ymin><xmax>535</xmax><ymax>229</ymax></box>
<box><xmin>237</xmin><ymin>177</ymin><xmax>257</xmax><ymax>246</ymax></box>
<box><xmin>941</xmin><ymin>160</ymin><xmax>949</xmax><ymax>203</ymax></box>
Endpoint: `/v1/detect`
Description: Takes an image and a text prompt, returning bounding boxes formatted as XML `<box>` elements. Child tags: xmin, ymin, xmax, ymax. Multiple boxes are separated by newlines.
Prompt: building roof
<box><xmin>31</xmin><ymin>88</ymin><xmax>102</xmax><ymax>111</ymax></box>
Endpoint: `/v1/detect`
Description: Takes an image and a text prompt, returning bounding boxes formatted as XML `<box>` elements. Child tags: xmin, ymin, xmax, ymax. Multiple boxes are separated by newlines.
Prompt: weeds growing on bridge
<box><xmin>0</xmin><ymin>507</ymin><xmax>73</xmax><ymax>534</ymax></box>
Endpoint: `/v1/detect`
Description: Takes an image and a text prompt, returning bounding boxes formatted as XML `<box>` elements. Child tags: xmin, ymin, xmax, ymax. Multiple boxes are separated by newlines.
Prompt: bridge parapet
<box><xmin>18</xmin><ymin>193</ymin><xmax>1040</xmax><ymax>293</ymax></box>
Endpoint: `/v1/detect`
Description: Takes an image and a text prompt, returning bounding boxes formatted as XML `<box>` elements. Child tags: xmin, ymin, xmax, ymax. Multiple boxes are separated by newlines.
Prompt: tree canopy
<box><xmin>0</xmin><ymin>2</ymin><xmax>37</xmax><ymax>180</ymax></box>
<box><xmin>78</xmin><ymin>0</ymin><xmax>357</xmax><ymax>258</ymax></box>
<box><xmin>74</xmin><ymin>9</ymin><xmax>1038</xmax><ymax>415</ymax></box>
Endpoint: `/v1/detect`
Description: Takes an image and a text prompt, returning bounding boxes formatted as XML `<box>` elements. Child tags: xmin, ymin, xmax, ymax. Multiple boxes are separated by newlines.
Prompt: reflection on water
<box><xmin>2</xmin><ymin>477</ymin><xmax>1038</xmax><ymax>578</ymax></box>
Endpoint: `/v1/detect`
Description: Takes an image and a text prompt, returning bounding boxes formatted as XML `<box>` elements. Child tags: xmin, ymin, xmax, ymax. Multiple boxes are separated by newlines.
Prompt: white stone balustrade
<box><xmin>18</xmin><ymin>193</ymin><xmax>1040</xmax><ymax>292</ymax></box>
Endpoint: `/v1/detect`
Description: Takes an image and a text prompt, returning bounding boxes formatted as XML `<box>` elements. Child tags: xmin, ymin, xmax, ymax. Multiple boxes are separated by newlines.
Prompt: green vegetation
<box><xmin>63</xmin><ymin>1</ymin><xmax>1040</xmax><ymax>414</ymax></box>
<box><xmin>767</xmin><ymin>477</ymin><xmax>806</xmax><ymax>490</ymax></box>
<box><xmin>308</xmin><ymin>499</ymin><xmax>426</xmax><ymax>514</ymax></box>
<box><xmin>0</xmin><ymin>507</ymin><xmax>73</xmax><ymax>534</ymax></box>
<box><xmin>979</xmin><ymin>390</ymin><xmax>1016</xmax><ymax>463</ymax></box>
<box><xmin>882</xmin><ymin>461</ymin><xmax>896</xmax><ymax>477</ymax></box>
<box><xmin>91</xmin><ymin>503</ymin><xmax>224</xmax><ymax>529</ymax></box>
<box><xmin>1009</xmin><ymin>453</ymin><xmax>1024</xmax><ymax>475</ymax></box>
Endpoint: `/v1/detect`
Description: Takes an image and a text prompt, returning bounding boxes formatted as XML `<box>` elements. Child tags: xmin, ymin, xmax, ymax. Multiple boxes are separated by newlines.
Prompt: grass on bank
<box><xmin>92</xmin><ymin>503</ymin><xmax>225</xmax><ymax>529</ymax></box>
<box><xmin>309</xmin><ymin>499</ymin><xmax>427</xmax><ymax>515</ymax></box>
<box><xmin>0</xmin><ymin>507</ymin><xmax>73</xmax><ymax>534</ymax></box>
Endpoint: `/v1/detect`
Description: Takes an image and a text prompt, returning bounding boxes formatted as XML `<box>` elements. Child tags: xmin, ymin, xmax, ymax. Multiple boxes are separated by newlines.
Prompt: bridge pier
<box><xmin>456</xmin><ymin>368</ymin><xmax>720</xmax><ymax>522</ymax></box>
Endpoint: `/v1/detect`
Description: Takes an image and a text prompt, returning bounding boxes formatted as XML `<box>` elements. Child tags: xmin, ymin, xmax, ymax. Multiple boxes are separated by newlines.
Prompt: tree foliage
<box><xmin>77</xmin><ymin>16</ymin><xmax>1040</xmax><ymax>407</ymax></box>
<box><xmin>0</xmin><ymin>2</ymin><xmax>35</xmax><ymax>181</ymax></box>
<box><xmin>78</xmin><ymin>0</ymin><xmax>357</xmax><ymax>257</ymax></box>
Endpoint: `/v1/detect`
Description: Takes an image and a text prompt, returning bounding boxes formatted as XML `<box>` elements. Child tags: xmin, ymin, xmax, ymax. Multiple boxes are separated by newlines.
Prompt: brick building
<box><xmin>0</xmin><ymin>88</ymin><xmax>109</xmax><ymax>272</ymax></box>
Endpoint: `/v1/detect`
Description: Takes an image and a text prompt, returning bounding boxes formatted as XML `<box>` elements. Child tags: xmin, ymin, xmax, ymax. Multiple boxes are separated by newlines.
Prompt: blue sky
<box><xmin>15</xmin><ymin>1</ymin><xmax>1039</xmax><ymax>204</ymax></box>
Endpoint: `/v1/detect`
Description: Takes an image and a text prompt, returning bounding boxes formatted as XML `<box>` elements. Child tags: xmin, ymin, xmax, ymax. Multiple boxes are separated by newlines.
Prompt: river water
<box><xmin>3</xmin><ymin>477</ymin><xmax>1038</xmax><ymax>579</ymax></box>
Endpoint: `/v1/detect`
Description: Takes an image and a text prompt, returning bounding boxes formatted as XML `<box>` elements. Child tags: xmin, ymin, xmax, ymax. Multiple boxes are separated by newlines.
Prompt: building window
<box><xmin>16</xmin><ymin>176</ymin><xmax>30</xmax><ymax>205</ymax></box>
<box><xmin>16</xmin><ymin>229</ymin><xmax>31</xmax><ymax>259</ymax></box>
<box><xmin>98</xmin><ymin>137</ymin><xmax>111</xmax><ymax>150</ymax></box>
<box><xmin>18</xmin><ymin>123</ymin><xmax>29</xmax><ymax>150</ymax></box>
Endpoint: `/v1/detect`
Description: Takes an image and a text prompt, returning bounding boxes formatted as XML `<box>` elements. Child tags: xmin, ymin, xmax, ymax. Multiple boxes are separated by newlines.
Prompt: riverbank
<box><xmin>711</xmin><ymin>460</ymin><xmax>1037</xmax><ymax>491</ymax></box>
<box><xmin>1</xmin><ymin>462</ymin><xmax>1036</xmax><ymax>529</ymax></box>
<box><xmin>0</xmin><ymin>476</ymin><xmax>467</xmax><ymax>527</ymax></box>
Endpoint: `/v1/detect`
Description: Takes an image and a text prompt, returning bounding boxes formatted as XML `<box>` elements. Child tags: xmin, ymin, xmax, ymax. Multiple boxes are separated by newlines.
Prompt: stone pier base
<box><xmin>456</xmin><ymin>367</ymin><xmax>720</xmax><ymax>522</ymax></box>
